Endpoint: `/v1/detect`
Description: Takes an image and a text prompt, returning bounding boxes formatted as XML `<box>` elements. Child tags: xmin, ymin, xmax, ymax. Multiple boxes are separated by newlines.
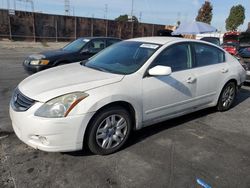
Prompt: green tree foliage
<box><xmin>225</xmin><ymin>5</ymin><xmax>245</xmax><ymax>31</ymax></box>
<box><xmin>115</xmin><ymin>14</ymin><xmax>138</xmax><ymax>22</ymax></box>
<box><xmin>196</xmin><ymin>1</ymin><xmax>213</xmax><ymax>24</ymax></box>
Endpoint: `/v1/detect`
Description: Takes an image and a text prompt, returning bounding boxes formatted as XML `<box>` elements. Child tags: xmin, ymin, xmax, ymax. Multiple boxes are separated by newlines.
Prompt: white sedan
<box><xmin>10</xmin><ymin>37</ymin><xmax>246</xmax><ymax>155</ymax></box>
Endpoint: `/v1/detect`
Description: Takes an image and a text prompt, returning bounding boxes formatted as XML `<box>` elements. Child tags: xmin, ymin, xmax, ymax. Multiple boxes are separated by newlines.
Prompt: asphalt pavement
<box><xmin>1</xmin><ymin>42</ymin><xmax>250</xmax><ymax>188</ymax></box>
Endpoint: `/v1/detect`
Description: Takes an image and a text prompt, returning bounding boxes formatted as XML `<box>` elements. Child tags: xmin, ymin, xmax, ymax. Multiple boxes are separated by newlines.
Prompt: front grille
<box><xmin>11</xmin><ymin>88</ymin><xmax>35</xmax><ymax>112</ymax></box>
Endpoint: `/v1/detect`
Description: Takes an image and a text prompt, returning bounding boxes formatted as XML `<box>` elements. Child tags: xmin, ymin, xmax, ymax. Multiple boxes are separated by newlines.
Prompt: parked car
<box><xmin>238</xmin><ymin>32</ymin><xmax>250</xmax><ymax>82</ymax></box>
<box><xmin>221</xmin><ymin>42</ymin><xmax>239</xmax><ymax>56</ymax></box>
<box><xmin>200</xmin><ymin>37</ymin><xmax>220</xmax><ymax>46</ymax></box>
<box><xmin>10</xmin><ymin>37</ymin><xmax>246</xmax><ymax>155</ymax></box>
<box><xmin>223</xmin><ymin>31</ymin><xmax>240</xmax><ymax>43</ymax></box>
<box><xmin>23</xmin><ymin>37</ymin><xmax>121</xmax><ymax>73</ymax></box>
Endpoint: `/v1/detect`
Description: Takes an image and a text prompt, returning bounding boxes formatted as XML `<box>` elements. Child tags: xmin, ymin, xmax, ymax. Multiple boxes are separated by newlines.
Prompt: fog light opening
<box><xmin>39</xmin><ymin>136</ymin><xmax>49</xmax><ymax>145</ymax></box>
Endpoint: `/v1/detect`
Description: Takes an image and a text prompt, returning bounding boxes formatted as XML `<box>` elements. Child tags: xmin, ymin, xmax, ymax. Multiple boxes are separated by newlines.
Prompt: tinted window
<box><xmin>194</xmin><ymin>43</ymin><xmax>225</xmax><ymax>67</ymax></box>
<box><xmin>63</xmin><ymin>38</ymin><xmax>88</xmax><ymax>52</ymax></box>
<box><xmin>107</xmin><ymin>39</ymin><xmax>121</xmax><ymax>47</ymax></box>
<box><xmin>151</xmin><ymin>44</ymin><xmax>192</xmax><ymax>72</ymax></box>
<box><xmin>88</xmin><ymin>39</ymin><xmax>105</xmax><ymax>53</ymax></box>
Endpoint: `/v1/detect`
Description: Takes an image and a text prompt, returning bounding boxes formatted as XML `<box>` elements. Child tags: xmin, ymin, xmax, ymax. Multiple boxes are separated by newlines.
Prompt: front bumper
<box><xmin>9</xmin><ymin>103</ymin><xmax>95</xmax><ymax>152</ymax></box>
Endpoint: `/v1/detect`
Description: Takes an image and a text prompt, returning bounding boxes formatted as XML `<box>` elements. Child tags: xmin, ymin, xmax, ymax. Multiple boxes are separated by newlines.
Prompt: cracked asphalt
<box><xmin>1</xmin><ymin>42</ymin><xmax>250</xmax><ymax>188</ymax></box>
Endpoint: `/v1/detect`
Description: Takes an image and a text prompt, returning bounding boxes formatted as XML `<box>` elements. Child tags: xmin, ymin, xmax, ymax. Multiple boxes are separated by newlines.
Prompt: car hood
<box><xmin>18</xmin><ymin>63</ymin><xmax>124</xmax><ymax>102</ymax></box>
<box><xmin>29</xmin><ymin>49</ymin><xmax>72</xmax><ymax>60</ymax></box>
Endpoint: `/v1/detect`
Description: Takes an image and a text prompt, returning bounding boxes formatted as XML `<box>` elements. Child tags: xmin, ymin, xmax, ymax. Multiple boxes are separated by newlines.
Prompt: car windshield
<box><xmin>63</xmin><ymin>38</ymin><xmax>88</xmax><ymax>52</ymax></box>
<box><xmin>84</xmin><ymin>41</ymin><xmax>160</xmax><ymax>75</ymax></box>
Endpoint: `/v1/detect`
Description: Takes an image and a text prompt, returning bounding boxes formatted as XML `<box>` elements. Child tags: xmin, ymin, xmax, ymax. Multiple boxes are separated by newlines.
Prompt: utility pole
<box><xmin>7</xmin><ymin>0</ymin><xmax>10</xmax><ymax>9</ymax></box>
<box><xmin>64</xmin><ymin>0</ymin><xmax>70</xmax><ymax>16</ymax></box>
<box><xmin>104</xmin><ymin>4</ymin><xmax>108</xmax><ymax>19</ymax></box>
<box><xmin>104</xmin><ymin>4</ymin><xmax>108</xmax><ymax>37</ymax></box>
<box><xmin>131</xmin><ymin>0</ymin><xmax>134</xmax><ymax>18</ymax></box>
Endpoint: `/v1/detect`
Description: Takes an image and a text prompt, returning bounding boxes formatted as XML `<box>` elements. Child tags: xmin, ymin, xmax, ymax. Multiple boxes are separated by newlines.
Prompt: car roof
<box><xmin>127</xmin><ymin>37</ymin><xmax>190</xmax><ymax>45</ymax></box>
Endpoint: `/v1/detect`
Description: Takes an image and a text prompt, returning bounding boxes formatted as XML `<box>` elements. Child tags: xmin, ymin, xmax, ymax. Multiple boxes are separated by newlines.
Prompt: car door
<box><xmin>142</xmin><ymin>43</ymin><xmax>198</xmax><ymax>124</ymax></box>
<box><xmin>190</xmin><ymin>43</ymin><xmax>228</xmax><ymax>105</ymax></box>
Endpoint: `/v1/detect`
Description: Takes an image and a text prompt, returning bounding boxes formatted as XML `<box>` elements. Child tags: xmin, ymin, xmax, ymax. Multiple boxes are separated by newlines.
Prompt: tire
<box><xmin>87</xmin><ymin>106</ymin><xmax>132</xmax><ymax>155</ymax></box>
<box><xmin>217</xmin><ymin>82</ymin><xmax>236</xmax><ymax>111</ymax></box>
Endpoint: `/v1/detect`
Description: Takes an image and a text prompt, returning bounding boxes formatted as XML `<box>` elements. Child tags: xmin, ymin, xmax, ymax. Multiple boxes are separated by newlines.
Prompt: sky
<box><xmin>1</xmin><ymin>0</ymin><xmax>250</xmax><ymax>32</ymax></box>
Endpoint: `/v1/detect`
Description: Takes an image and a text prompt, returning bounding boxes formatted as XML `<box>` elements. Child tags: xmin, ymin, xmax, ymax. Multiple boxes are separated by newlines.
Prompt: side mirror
<box><xmin>148</xmin><ymin>65</ymin><xmax>172</xmax><ymax>76</ymax></box>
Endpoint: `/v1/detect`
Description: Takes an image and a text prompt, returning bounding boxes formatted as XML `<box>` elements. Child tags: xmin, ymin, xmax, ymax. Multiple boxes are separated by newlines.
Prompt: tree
<box><xmin>115</xmin><ymin>14</ymin><xmax>138</xmax><ymax>22</ymax></box>
<box><xmin>225</xmin><ymin>5</ymin><xmax>245</xmax><ymax>31</ymax></box>
<box><xmin>196</xmin><ymin>0</ymin><xmax>213</xmax><ymax>24</ymax></box>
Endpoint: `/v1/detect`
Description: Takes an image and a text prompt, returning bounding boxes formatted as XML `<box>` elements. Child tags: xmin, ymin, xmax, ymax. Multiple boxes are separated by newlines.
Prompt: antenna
<box><xmin>64</xmin><ymin>0</ymin><xmax>70</xmax><ymax>16</ymax></box>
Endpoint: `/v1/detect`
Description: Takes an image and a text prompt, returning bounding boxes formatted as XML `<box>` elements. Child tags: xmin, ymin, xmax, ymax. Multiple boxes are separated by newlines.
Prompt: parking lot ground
<box><xmin>1</xmin><ymin>43</ymin><xmax>250</xmax><ymax>188</ymax></box>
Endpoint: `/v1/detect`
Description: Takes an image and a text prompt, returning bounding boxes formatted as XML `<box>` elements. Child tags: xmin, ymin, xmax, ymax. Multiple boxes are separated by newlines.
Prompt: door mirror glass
<box><xmin>148</xmin><ymin>65</ymin><xmax>172</xmax><ymax>76</ymax></box>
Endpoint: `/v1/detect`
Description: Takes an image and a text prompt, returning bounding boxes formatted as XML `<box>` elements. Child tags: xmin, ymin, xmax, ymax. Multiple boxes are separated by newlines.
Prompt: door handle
<box><xmin>221</xmin><ymin>68</ymin><xmax>229</xmax><ymax>73</ymax></box>
<box><xmin>186</xmin><ymin>76</ymin><xmax>197</xmax><ymax>84</ymax></box>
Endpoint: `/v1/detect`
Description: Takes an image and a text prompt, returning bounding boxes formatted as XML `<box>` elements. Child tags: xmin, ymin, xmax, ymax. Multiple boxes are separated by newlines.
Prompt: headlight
<box><xmin>30</xmin><ymin>59</ymin><xmax>50</xmax><ymax>65</ymax></box>
<box><xmin>34</xmin><ymin>92</ymin><xmax>89</xmax><ymax>118</ymax></box>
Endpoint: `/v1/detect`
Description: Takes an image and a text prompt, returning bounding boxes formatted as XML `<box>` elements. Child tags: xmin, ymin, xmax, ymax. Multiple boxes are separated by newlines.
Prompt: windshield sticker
<box><xmin>83</xmin><ymin>39</ymin><xmax>90</xmax><ymax>42</ymax></box>
<box><xmin>140</xmin><ymin>44</ymin><xmax>159</xmax><ymax>49</ymax></box>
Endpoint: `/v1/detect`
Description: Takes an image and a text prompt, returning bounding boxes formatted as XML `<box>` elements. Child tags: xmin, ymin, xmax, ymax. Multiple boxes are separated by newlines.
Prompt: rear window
<box><xmin>194</xmin><ymin>43</ymin><xmax>225</xmax><ymax>67</ymax></box>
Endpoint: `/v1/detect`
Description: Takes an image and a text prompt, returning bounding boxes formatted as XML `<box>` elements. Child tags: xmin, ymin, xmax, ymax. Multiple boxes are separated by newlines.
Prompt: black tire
<box><xmin>87</xmin><ymin>106</ymin><xmax>132</xmax><ymax>155</ymax></box>
<box><xmin>217</xmin><ymin>82</ymin><xmax>236</xmax><ymax>111</ymax></box>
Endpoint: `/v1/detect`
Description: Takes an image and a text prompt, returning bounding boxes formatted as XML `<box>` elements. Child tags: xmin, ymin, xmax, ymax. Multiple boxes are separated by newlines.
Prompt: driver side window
<box><xmin>151</xmin><ymin>43</ymin><xmax>192</xmax><ymax>72</ymax></box>
<box><xmin>88</xmin><ymin>39</ymin><xmax>105</xmax><ymax>53</ymax></box>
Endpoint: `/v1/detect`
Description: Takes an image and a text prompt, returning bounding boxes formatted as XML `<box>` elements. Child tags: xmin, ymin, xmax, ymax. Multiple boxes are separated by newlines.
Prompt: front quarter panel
<box><xmin>68</xmin><ymin>74</ymin><xmax>143</xmax><ymax>130</ymax></box>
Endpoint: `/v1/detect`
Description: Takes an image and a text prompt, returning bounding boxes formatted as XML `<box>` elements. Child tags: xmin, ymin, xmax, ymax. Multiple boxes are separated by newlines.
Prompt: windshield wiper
<box><xmin>85</xmin><ymin>64</ymin><xmax>109</xmax><ymax>73</ymax></box>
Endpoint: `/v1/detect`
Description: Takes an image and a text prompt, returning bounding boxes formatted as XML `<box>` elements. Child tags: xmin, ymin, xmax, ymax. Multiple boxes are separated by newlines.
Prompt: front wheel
<box><xmin>217</xmin><ymin>82</ymin><xmax>236</xmax><ymax>111</ymax></box>
<box><xmin>87</xmin><ymin>106</ymin><xmax>132</xmax><ymax>155</ymax></box>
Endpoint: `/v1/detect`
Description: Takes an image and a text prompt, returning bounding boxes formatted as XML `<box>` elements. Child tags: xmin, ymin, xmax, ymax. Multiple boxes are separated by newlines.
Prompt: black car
<box><xmin>200</xmin><ymin>37</ymin><xmax>220</xmax><ymax>46</ymax></box>
<box><xmin>23</xmin><ymin>37</ymin><xmax>121</xmax><ymax>73</ymax></box>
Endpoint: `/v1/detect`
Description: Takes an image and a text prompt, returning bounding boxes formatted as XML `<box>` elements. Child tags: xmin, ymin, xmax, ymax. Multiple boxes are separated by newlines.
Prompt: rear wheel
<box><xmin>217</xmin><ymin>82</ymin><xmax>236</xmax><ymax>111</ymax></box>
<box><xmin>87</xmin><ymin>106</ymin><xmax>132</xmax><ymax>155</ymax></box>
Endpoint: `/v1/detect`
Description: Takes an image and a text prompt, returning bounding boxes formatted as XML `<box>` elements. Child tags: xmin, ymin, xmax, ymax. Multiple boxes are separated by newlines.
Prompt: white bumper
<box><xmin>9</xmin><ymin>103</ymin><xmax>95</xmax><ymax>152</ymax></box>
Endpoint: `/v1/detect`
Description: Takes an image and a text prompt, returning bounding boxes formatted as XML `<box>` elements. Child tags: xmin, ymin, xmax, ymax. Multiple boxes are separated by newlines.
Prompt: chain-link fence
<box><xmin>0</xmin><ymin>9</ymin><xmax>165</xmax><ymax>42</ymax></box>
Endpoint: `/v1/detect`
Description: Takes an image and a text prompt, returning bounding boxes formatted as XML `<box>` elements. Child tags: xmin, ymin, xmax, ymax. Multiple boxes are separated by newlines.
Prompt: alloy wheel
<box><xmin>95</xmin><ymin>114</ymin><xmax>128</xmax><ymax>149</ymax></box>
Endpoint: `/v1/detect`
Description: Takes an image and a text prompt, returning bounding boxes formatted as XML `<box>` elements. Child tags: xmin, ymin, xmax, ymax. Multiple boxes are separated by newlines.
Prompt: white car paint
<box><xmin>9</xmin><ymin>37</ymin><xmax>246</xmax><ymax>152</ymax></box>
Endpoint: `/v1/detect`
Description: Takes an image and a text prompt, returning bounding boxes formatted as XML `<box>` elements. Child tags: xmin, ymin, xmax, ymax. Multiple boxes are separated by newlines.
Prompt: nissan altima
<box><xmin>10</xmin><ymin>37</ymin><xmax>246</xmax><ymax>155</ymax></box>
